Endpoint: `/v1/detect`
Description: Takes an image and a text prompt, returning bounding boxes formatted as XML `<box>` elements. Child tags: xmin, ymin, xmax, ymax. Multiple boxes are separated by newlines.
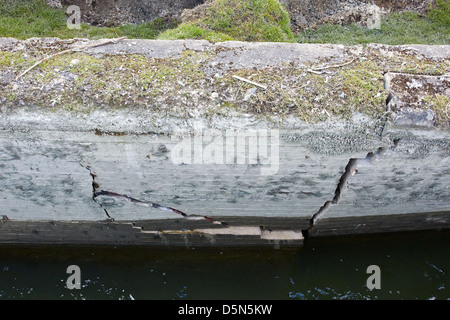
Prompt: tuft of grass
<box><xmin>0</xmin><ymin>0</ymin><xmax>72</xmax><ymax>38</ymax></box>
<box><xmin>295</xmin><ymin>0</ymin><xmax>450</xmax><ymax>45</ymax></box>
<box><xmin>158</xmin><ymin>0</ymin><xmax>294</xmax><ymax>42</ymax></box>
<box><xmin>157</xmin><ymin>22</ymin><xmax>233</xmax><ymax>42</ymax></box>
<box><xmin>119</xmin><ymin>18</ymin><xmax>179</xmax><ymax>39</ymax></box>
<box><xmin>428</xmin><ymin>0</ymin><xmax>450</xmax><ymax>26</ymax></box>
<box><xmin>423</xmin><ymin>94</ymin><xmax>450</xmax><ymax>127</ymax></box>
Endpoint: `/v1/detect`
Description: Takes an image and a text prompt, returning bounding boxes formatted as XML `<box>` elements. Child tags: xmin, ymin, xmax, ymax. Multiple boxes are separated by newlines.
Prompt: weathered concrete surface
<box><xmin>0</xmin><ymin>125</ymin><xmax>372</xmax><ymax>227</ymax></box>
<box><xmin>309</xmin><ymin>128</ymin><xmax>450</xmax><ymax>236</ymax></box>
<box><xmin>0</xmin><ymin>220</ymin><xmax>303</xmax><ymax>247</ymax></box>
<box><xmin>386</xmin><ymin>72</ymin><xmax>449</xmax><ymax>127</ymax></box>
<box><xmin>0</xmin><ymin>39</ymin><xmax>449</xmax><ymax>246</ymax></box>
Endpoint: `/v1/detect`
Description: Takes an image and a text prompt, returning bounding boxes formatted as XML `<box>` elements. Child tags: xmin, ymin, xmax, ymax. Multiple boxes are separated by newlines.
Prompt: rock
<box><xmin>70</xmin><ymin>58</ymin><xmax>81</xmax><ymax>66</ymax></box>
<box><xmin>393</xmin><ymin>107</ymin><xmax>436</xmax><ymax>127</ymax></box>
<box><xmin>60</xmin><ymin>0</ymin><xmax>204</xmax><ymax>26</ymax></box>
<box><xmin>0</xmin><ymin>71</ymin><xmax>15</xmax><ymax>85</ymax></box>
<box><xmin>385</xmin><ymin>72</ymin><xmax>450</xmax><ymax>127</ymax></box>
<box><xmin>243</xmin><ymin>87</ymin><xmax>257</xmax><ymax>101</ymax></box>
<box><xmin>46</xmin><ymin>0</ymin><xmax>62</xmax><ymax>8</ymax></box>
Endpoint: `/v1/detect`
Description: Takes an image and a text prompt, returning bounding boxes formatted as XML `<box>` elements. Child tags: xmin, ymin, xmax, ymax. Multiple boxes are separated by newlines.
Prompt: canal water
<box><xmin>0</xmin><ymin>229</ymin><xmax>448</xmax><ymax>300</ymax></box>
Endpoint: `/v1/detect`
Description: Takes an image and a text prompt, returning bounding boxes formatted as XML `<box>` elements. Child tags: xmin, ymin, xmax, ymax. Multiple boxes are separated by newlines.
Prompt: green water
<box><xmin>0</xmin><ymin>230</ymin><xmax>448</xmax><ymax>300</ymax></box>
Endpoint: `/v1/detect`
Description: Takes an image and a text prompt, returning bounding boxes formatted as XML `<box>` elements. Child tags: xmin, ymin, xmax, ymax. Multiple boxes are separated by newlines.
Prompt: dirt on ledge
<box><xmin>0</xmin><ymin>38</ymin><xmax>448</xmax><ymax>130</ymax></box>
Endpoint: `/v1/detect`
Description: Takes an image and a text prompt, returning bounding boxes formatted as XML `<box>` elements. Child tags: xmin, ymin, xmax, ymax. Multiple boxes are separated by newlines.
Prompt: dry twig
<box><xmin>307</xmin><ymin>58</ymin><xmax>356</xmax><ymax>74</ymax></box>
<box><xmin>232</xmin><ymin>75</ymin><xmax>267</xmax><ymax>90</ymax></box>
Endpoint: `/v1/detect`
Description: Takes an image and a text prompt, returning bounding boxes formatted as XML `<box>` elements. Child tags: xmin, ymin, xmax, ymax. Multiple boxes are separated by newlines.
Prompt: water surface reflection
<box><xmin>0</xmin><ymin>230</ymin><xmax>448</xmax><ymax>300</ymax></box>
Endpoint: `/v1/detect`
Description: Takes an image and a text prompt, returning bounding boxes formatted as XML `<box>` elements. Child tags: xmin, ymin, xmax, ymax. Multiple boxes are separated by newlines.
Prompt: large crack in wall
<box><xmin>78</xmin><ymin>163</ymin><xmax>304</xmax><ymax>244</ymax></box>
<box><xmin>80</xmin><ymin>164</ymin><xmax>114</xmax><ymax>221</ymax></box>
<box><xmin>303</xmin><ymin>138</ymin><xmax>400</xmax><ymax>238</ymax></box>
<box><xmin>80</xmin><ymin>162</ymin><xmax>230</xmax><ymax>225</ymax></box>
<box><xmin>77</xmin><ymin>76</ymin><xmax>398</xmax><ymax>241</ymax></box>
<box><xmin>301</xmin><ymin>79</ymin><xmax>400</xmax><ymax>239</ymax></box>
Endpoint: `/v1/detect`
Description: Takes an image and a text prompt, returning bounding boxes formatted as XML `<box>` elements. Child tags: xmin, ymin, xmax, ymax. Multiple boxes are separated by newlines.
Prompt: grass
<box><xmin>0</xmin><ymin>0</ymin><xmax>448</xmax><ymax>44</ymax></box>
<box><xmin>0</xmin><ymin>0</ymin><xmax>294</xmax><ymax>42</ymax></box>
<box><xmin>295</xmin><ymin>0</ymin><xmax>450</xmax><ymax>45</ymax></box>
<box><xmin>157</xmin><ymin>22</ymin><xmax>234</xmax><ymax>42</ymax></box>
<box><xmin>0</xmin><ymin>0</ymin><xmax>176</xmax><ymax>39</ymax></box>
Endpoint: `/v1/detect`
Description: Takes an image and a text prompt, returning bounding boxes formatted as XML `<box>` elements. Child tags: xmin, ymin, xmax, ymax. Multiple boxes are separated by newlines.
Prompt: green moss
<box><xmin>0</xmin><ymin>52</ymin><xmax>27</xmax><ymax>67</ymax></box>
<box><xmin>337</xmin><ymin>60</ymin><xmax>386</xmax><ymax>116</ymax></box>
<box><xmin>157</xmin><ymin>22</ymin><xmax>233</xmax><ymax>42</ymax></box>
<box><xmin>209</xmin><ymin>58</ymin><xmax>388</xmax><ymax>122</ymax></box>
<box><xmin>5</xmin><ymin>91</ymin><xmax>16</xmax><ymax>101</ymax></box>
<box><xmin>392</xmin><ymin>56</ymin><xmax>450</xmax><ymax>76</ymax></box>
<box><xmin>31</xmin><ymin>52</ymin><xmax>104</xmax><ymax>84</ymax></box>
<box><xmin>177</xmin><ymin>50</ymin><xmax>212</xmax><ymax>83</ymax></box>
<box><xmin>52</xmin><ymin>100</ymin><xmax>88</xmax><ymax>113</ymax></box>
<box><xmin>423</xmin><ymin>94</ymin><xmax>450</xmax><ymax>127</ymax></box>
<box><xmin>1</xmin><ymin>38</ymin><xmax>445</xmax><ymax>126</ymax></box>
<box><xmin>6</xmin><ymin>48</ymin><xmax>215</xmax><ymax>111</ymax></box>
<box><xmin>67</xmin><ymin>56</ymin><xmax>103</xmax><ymax>74</ymax></box>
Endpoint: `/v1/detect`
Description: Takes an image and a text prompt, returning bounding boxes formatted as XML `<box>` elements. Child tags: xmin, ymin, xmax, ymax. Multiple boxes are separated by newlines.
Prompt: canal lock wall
<box><xmin>0</xmin><ymin>38</ymin><xmax>449</xmax><ymax>246</ymax></box>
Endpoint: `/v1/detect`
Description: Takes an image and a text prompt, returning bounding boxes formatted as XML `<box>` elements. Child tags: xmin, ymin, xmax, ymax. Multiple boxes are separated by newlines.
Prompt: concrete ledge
<box><xmin>309</xmin><ymin>211</ymin><xmax>450</xmax><ymax>237</ymax></box>
<box><xmin>0</xmin><ymin>219</ymin><xmax>304</xmax><ymax>247</ymax></box>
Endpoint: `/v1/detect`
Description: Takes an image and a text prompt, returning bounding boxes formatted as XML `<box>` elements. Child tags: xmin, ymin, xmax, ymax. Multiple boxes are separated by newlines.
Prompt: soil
<box><xmin>1</xmin><ymin>38</ymin><xmax>448</xmax><ymax>127</ymax></box>
<box><xmin>284</xmin><ymin>0</ymin><xmax>436</xmax><ymax>32</ymax></box>
<box><xmin>47</xmin><ymin>0</ymin><xmax>436</xmax><ymax>29</ymax></box>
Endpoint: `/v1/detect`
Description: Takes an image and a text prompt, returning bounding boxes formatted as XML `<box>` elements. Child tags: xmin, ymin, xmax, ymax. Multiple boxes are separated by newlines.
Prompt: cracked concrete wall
<box><xmin>0</xmin><ymin>39</ymin><xmax>449</xmax><ymax>246</ymax></box>
<box><xmin>0</xmin><ymin>130</ymin><xmax>101</xmax><ymax>221</ymax></box>
<box><xmin>309</xmin><ymin>130</ymin><xmax>450</xmax><ymax>236</ymax></box>
<box><xmin>0</xmin><ymin>126</ymin><xmax>374</xmax><ymax>225</ymax></box>
<box><xmin>1</xmin><ymin>122</ymin><xmax>447</xmax><ymax>245</ymax></box>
